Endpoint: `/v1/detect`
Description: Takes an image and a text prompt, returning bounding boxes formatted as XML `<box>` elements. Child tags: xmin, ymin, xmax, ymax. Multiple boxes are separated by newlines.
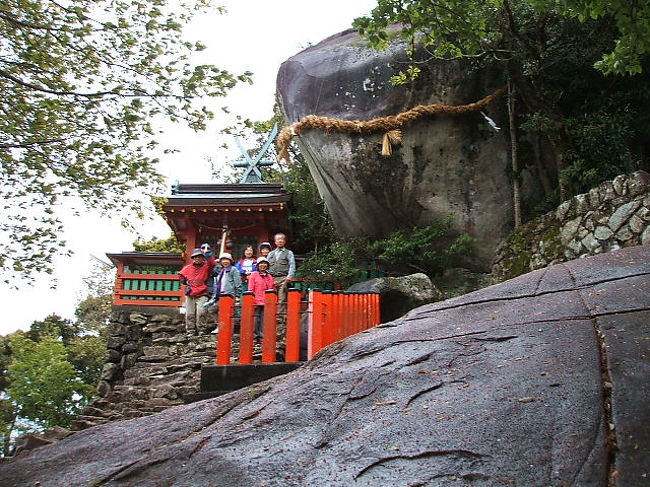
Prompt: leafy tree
<box><xmin>367</xmin><ymin>217</ymin><xmax>475</xmax><ymax>275</ymax></box>
<box><xmin>354</xmin><ymin>0</ymin><xmax>650</xmax><ymax>76</ymax></box>
<box><xmin>132</xmin><ymin>233</ymin><xmax>184</xmax><ymax>253</ymax></box>
<box><xmin>72</xmin><ymin>293</ymin><xmax>112</xmax><ymax>386</ymax></box>
<box><xmin>0</xmin><ymin>335</ymin><xmax>11</xmax><ymax>392</ymax></box>
<box><xmin>7</xmin><ymin>334</ymin><xmax>91</xmax><ymax>430</ymax></box>
<box><xmin>295</xmin><ymin>240</ymin><xmax>364</xmax><ymax>288</ymax></box>
<box><xmin>267</xmin><ymin>155</ymin><xmax>336</xmax><ymax>254</ymax></box>
<box><xmin>0</xmin><ymin>0</ymin><xmax>252</xmax><ymax>284</ymax></box>
<box><xmin>0</xmin><ymin>259</ymin><xmax>114</xmax><ymax>453</ymax></box>
<box><xmin>26</xmin><ymin>314</ymin><xmax>79</xmax><ymax>345</ymax></box>
<box><xmin>75</xmin><ymin>294</ymin><xmax>112</xmax><ymax>336</ymax></box>
<box><xmin>0</xmin><ymin>397</ymin><xmax>17</xmax><ymax>457</ymax></box>
<box><xmin>66</xmin><ymin>335</ymin><xmax>106</xmax><ymax>387</ymax></box>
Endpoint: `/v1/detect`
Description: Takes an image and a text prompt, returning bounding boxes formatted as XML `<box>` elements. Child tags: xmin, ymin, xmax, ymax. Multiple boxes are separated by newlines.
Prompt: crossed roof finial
<box><xmin>232</xmin><ymin>124</ymin><xmax>278</xmax><ymax>183</ymax></box>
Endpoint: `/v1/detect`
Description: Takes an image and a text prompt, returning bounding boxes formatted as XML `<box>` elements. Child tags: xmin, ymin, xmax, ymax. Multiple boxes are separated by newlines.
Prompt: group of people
<box><xmin>178</xmin><ymin>233</ymin><xmax>296</xmax><ymax>346</ymax></box>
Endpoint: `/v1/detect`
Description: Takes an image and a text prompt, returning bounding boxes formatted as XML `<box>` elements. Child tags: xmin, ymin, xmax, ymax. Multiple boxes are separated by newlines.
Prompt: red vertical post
<box><xmin>362</xmin><ymin>293</ymin><xmax>370</xmax><ymax>331</ymax></box>
<box><xmin>373</xmin><ymin>292</ymin><xmax>381</xmax><ymax>325</ymax></box>
<box><xmin>307</xmin><ymin>289</ymin><xmax>323</xmax><ymax>360</ymax></box>
<box><xmin>339</xmin><ymin>292</ymin><xmax>349</xmax><ymax>339</ymax></box>
<box><xmin>321</xmin><ymin>291</ymin><xmax>331</xmax><ymax>349</ymax></box>
<box><xmin>339</xmin><ymin>291</ymin><xmax>347</xmax><ymax>340</ymax></box>
<box><xmin>348</xmin><ymin>292</ymin><xmax>359</xmax><ymax>336</ymax></box>
<box><xmin>285</xmin><ymin>289</ymin><xmax>301</xmax><ymax>362</ymax></box>
<box><xmin>331</xmin><ymin>291</ymin><xmax>341</xmax><ymax>343</ymax></box>
<box><xmin>113</xmin><ymin>261</ymin><xmax>124</xmax><ymax>306</ymax></box>
<box><xmin>262</xmin><ymin>290</ymin><xmax>278</xmax><ymax>363</ymax></box>
<box><xmin>239</xmin><ymin>292</ymin><xmax>255</xmax><ymax>364</ymax></box>
<box><xmin>216</xmin><ymin>294</ymin><xmax>234</xmax><ymax>365</ymax></box>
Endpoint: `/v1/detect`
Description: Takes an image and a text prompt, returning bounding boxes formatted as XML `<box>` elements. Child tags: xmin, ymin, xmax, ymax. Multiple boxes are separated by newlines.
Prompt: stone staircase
<box><xmin>71</xmin><ymin>307</ymin><xmax>300</xmax><ymax>430</ymax></box>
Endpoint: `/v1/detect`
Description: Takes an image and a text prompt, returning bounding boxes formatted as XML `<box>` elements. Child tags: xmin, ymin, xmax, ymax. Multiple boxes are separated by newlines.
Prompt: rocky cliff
<box><xmin>276</xmin><ymin>29</ymin><xmax>550</xmax><ymax>270</ymax></box>
<box><xmin>2</xmin><ymin>245</ymin><xmax>648</xmax><ymax>486</ymax></box>
<box><xmin>493</xmin><ymin>170</ymin><xmax>650</xmax><ymax>279</ymax></box>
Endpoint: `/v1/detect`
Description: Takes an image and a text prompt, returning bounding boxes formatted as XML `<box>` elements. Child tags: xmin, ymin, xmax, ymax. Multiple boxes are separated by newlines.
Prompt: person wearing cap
<box><xmin>259</xmin><ymin>241</ymin><xmax>272</xmax><ymax>258</ymax></box>
<box><xmin>179</xmin><ymin>248</ymin><xmax>216</xmax><ymax>336</ymax></box>
<box><xmin>206</xmin><ymin>252</ymin><xmax>243</xmax><ymax>306</ymax></box>
<box><xmin>247</xmin><ymin>256</ymin><xmax>276</xmax><ymax>344</ymax></box>
<box><xmin>199</xmin><ymin>243</ymin><xmax>218</xmax><ymax>298</ymax></box>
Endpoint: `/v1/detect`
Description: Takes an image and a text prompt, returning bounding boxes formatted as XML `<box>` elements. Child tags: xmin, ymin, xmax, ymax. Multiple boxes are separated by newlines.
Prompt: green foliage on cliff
<box><xmin>368</xmin><ymin>218</ymin><xmax>475</xmax><ymax>275</ymax></box>
<box><xmin>298</xmin><ymin>217</ymin><xmax>475</xmax><ymax>285</ymax></box>
<box><xmin>354</xmin><ymin>0</ymin><xmax>650</xmax><ymax>76</ymax></box>
<box><xmin>354</xmin><ymin>0</ymin><xmax>650</xmax><ymax>207</ymax></box>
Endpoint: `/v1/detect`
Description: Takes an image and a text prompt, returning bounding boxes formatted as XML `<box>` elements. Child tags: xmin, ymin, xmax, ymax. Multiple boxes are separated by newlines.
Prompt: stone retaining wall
<box><xmin>72</xmin><ymin>306</ymin><xmax>217</xmax><ymax>430</ymax></box>
<box><xmin>492</xmin><ymin>171</ymin><xmax>650</xmax><ymax>280</ymax></box>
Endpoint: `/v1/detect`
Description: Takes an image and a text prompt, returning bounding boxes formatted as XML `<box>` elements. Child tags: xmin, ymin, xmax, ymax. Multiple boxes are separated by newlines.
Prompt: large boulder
<box><xmin>277</xmin><ymin>30</ymin><xmax>545</xmax><ymax>270</ymax></box>
<box><xmin>347</xmin><ymin>272</ymin><xmax>441</xmax><ymax>322</ymax></box>
<box><xmin>1</xmin><ymin>246</ymin><xmax>648</xmax><ymax>486</ymax></box>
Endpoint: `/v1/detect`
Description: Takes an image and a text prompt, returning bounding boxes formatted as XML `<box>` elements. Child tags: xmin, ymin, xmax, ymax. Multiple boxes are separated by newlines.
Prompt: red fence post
<box><xmin>262</xmin><ymin>290</ymin><xmax>278</xmax><ymax>363</ymax></box>
<box><xmin>239</xmin><ymin>292</ymin><xmax>255</xmax><ymax>364</ymax></box>
<box><xmin>285</xmin><ymin>289</ymin><xmax>301</xmax><ymax>362</ymax></box>
<box><xmin>348</xmin><ymin>292</ymin><xmax>359</xmax><ymax>335</ymax></box>
<box><xmin>321</xmin><ymin>291</ymin><xmax>333</xmax><ymax>349</ymax></box>
<box><xmin>331</xmin><ymin>291</ymin><xmax>342</xmax><ymax>343</ymax></box>
<box><xmin>373</xmin><ymin>292</ymin><xmax>381</xmax><ymax>325</ymax></box>
<box><xmin>216</xmin><ymin>294</ymin><xmax>234</xmax><ymax>365</ymax></box>
<box><xmin>308</xmin><ymin>289</ymin><xmax>323</xmax><ymax>360</ymax></box>
<box><xmin>362</xmin><ymin>293</ymin><xmax>370</xmax><ymax>331</ymax></box>
<box><xmin>339</xmin><ymin>292</ymin><xmax>349</xmax><ymax>340</ymax></box>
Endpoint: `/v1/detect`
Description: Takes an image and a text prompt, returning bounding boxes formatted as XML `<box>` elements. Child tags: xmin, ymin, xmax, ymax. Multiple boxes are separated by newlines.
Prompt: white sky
<box><xmin>0</xmin><ymin>0</ymin><xmax>377</xmax><ymax>336</ymax></box>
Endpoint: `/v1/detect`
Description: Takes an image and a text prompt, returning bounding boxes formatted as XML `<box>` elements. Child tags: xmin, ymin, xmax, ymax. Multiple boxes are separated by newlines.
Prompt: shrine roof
<box><xmin>105</xmin><ymin>252</ymin><xmax>183</xmax><ymax>267</ymax></box>
<box><xmin>164</xmin><ymin>183</ymin><xmax>290</xmax><ymax>207</ymax></box>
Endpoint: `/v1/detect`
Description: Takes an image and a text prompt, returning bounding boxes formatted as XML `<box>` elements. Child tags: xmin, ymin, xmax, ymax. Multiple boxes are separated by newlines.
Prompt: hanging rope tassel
<box><xmin>381</xmin><ymin>129</ymin><xmax>402</xmax><ymax>156</ymax></box>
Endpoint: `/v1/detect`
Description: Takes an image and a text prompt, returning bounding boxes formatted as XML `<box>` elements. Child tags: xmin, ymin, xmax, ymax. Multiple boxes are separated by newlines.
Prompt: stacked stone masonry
<box><xmin>72</xmin><ymin>307</ymin><xmax>221</xmax><ymax>430</ymax></box>
<box><xmin>493</xmin><ymin>171</ymin><xmax>650</xmax><ymax>279</ymax></box>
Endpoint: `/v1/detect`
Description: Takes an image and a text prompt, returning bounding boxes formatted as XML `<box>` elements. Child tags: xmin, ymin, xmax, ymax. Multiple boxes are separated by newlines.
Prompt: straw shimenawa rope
<box><xmin>276</xmin><ymin>86</ymin><xmax>507</xmax><ymax>163</ymax></box>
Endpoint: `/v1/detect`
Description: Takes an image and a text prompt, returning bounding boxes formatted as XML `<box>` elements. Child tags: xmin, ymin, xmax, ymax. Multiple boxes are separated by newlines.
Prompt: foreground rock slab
<box><xmin>1</xmin><ymin>246</ymin><xmax>648</xmax><ymax>486</ymax></box>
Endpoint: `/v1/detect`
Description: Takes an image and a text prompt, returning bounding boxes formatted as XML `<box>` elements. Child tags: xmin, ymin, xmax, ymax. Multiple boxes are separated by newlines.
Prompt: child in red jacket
<box><xmin>247</xmin><ymin>257</ymin><xmax>276</xmax><ymax>343</ymax></box>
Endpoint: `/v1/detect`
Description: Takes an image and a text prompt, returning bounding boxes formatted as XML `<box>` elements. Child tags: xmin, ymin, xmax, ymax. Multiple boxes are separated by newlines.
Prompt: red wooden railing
<box><xmin>216</xmin><ymin>289</ymin><xmax>381</xmax><ymax>364</ymax></box>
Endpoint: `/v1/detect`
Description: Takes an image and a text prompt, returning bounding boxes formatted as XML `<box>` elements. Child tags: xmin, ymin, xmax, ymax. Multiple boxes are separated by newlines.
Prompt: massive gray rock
<box><xmin>277</xmin><ymin>29</ymin><xmax>543</xmax><ymax>269</ymax></box>
<box><xmin>1</xmin><ymin>245</ymin><xmax>648</xmax><ymax>486</ymax></box>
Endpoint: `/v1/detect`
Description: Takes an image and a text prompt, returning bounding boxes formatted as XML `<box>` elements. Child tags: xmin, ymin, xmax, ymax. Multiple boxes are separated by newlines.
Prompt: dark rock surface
<box><xmin>277</xmin><ymin>29</ymin><xmax>551</xmax><ymax>269</ymax></box>
<box><xmin>1</xmin><ymin>246</ymin><xmax>648</xmax><ymax>486</ymax></box>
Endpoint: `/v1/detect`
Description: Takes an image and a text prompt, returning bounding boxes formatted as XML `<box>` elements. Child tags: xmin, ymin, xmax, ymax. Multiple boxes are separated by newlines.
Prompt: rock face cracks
<box><xmin>1</xmin><ymin>245</ymin><xmax>649</xmax><ymax>486</ymax></box>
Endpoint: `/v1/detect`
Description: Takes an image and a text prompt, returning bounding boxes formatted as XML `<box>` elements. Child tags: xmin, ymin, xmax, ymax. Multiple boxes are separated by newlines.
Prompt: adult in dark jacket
<box><xmin>206</xmin><ymin>252</ymin><xmax>243</xmax><ymax>303</ymax></box>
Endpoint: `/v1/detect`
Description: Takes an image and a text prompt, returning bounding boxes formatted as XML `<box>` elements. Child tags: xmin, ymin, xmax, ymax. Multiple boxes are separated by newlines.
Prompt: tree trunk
<box><xmin>507</xmin><ymin>79</ymin><xmax>522</xmax><ymax>228</ymax></box>
<box><xmin>512</xmin><ymin>77</ymin><xmax>570</xmax><ymax>202</ymax></box>
<box><xmin>532</xmin><ymin>135</ymin><xmax>554</xmax><ymax>197</ymax></box>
